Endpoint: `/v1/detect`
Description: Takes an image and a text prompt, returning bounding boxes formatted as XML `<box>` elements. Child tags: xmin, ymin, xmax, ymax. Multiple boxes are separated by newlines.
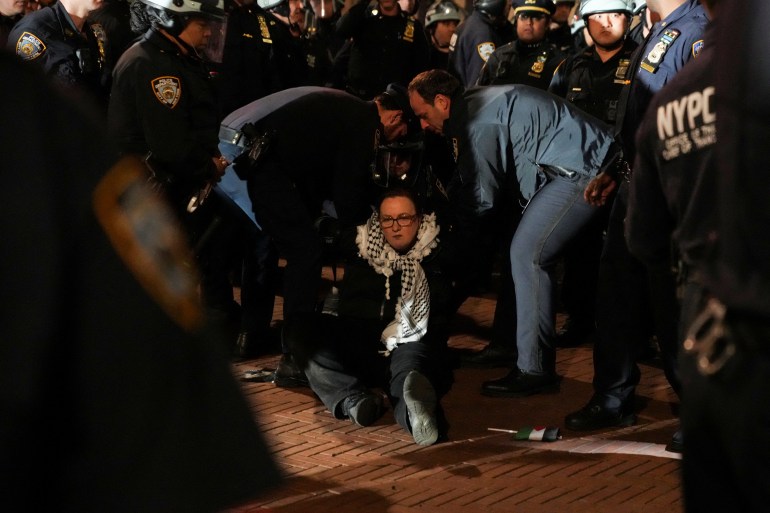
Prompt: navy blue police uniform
<box><xmin>447</xmin><ymin>9</ymin><xmax>515</xmax><ymax>87</ymax></box>
<box><xmin>477</xmin><ymin>39</ymin><xmax>566</xmax><ymax>89</ymax></box>
<box><xmin>8</xmin><ymin>1</ymin><xmax>110</xmax><ymax>104</ymax></box>
<box><xmin>565</xmin><ymin>0</ymin><xmax>708</xmax><ymax>431</ymax></box>
<box><xmin>336</xmin><ymin>0</ymin><xmax>429</xmax><ymax>99</ymax></box>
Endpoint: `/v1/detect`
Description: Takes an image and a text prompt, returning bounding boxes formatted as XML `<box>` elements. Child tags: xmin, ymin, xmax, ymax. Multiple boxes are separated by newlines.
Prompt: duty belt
<box><xmin>219</xmin><ymin>125</ymin><xmax>248</xmax><ymax>147</ymax></box>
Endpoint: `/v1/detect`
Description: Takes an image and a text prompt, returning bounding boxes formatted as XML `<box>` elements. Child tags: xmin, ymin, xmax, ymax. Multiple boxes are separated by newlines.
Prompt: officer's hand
<box><xmin>584</xmin><ymin>172</ymin><xmax>617</xmax><ymax>207</ymax></box>
<box><xmin>212</xmin><ymin>155</ymin><xmax>229</xmax><ymax>182</ymax></box>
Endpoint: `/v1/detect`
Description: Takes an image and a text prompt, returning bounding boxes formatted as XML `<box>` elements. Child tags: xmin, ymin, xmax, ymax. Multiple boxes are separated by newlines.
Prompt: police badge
<box><xmin>531</xmin><ymin>55</ymin><xmax>546</xmax><ymax>74</ymax></box>
<box><xmin>477</xmin><ymin>42</ymin><xmax>496</xmax><ymax>62</ymax></box>
<box><xmin>16</xmin><ymin>32</ymin><xmax>46</xmax><ymax>61</ymax></box>
<box><xmin>151</xmin><ymin>76</ymin><xmax>182</xmax><ymax>108</ymax></box>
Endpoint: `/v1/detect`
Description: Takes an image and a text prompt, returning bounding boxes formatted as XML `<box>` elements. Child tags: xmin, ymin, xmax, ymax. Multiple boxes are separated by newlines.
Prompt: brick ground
<box><xmin>225</xmin><ymin>289</ymin><xmax>682</xmax><ymax>513</ymax></box>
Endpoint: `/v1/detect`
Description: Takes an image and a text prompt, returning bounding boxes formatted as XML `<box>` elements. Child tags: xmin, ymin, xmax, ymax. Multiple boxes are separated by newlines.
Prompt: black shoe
<box><xmin>555</xmin><ymin>318</ymin><xmax>595</xmax><ymax>348</ymax></box>
<box><xmin>665</xmin><ymin>429</ymin><xmax>683</xmax><ymax>453</ymax></box>
<box><xmin>481</xmin><ymin>369</ymin><xmax>561</xmax><ymax>397</ymax></box>
<box><xmin>343</xmin><ymin>392</ymin><xmax>384</xmax><ymax>427</ymax></box>
<box><xmin>565</xmin><ymin>400</ymin><xmax>636</xmax><ymax>431</ymax></box>
<box><xmin>403</xmin><ymin>371</ymin><xmax>439</xmax><ymax>446</ymax></box>
<box><xmin>460</xmin><ymin>345</ymin><xmax>517</xmax><ymax>368</ymax></box>
<box><xmin>233</xmin><ymin>331</ymin><xmax>258</xmax><ymax>361</ymax></box>
<box><xmin>273</xmin><ymin>353</ymin><xmax>309</xmax><ymax>388</ymax></box>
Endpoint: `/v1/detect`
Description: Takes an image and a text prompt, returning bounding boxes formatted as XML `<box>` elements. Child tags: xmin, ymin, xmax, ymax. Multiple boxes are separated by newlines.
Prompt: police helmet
<box><xmin>256</xmin><ymin>0</ymin><xmax>285</xmax><ymax>10</ymax></box>
<box><xmin>570</xmin><ymin>15</ymin><xmax>584</xmax><ymax>34</ymax></box>
<box><xmin>139</xmin><ymin>0</ymin><xmax>226</xmax><ymax>20</ymax></box>
<box><xmin>473</xmin><ymin>0</ymin><xmax>508</xmax><ymax>19</ymax></box>
<box><xmin>372</xmin><ymin>133</ymin><xmax>425</xmax><ymax>189</ymax></box>
<box><xmin>425</xmin><ymin>0</ymin><xmax>462</xmax><ymax>28</ymax></box>
<box><xmin>579</xmin><ymin>0</ymin><xmax>632</xmax><ymax>18</ymax></box>
<box><xmin>632</xmin><ymin>0</ymin><xmax>646</xmax><ymax>14</ymax></box>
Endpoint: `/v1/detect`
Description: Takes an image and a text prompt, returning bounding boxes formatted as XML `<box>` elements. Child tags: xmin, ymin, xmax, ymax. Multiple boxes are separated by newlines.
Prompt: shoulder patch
<box><xmin>151</xmin><ymin>76</ymin><xmax>182</xmax><ymax>108</ymax></box>
<box><xmin>16</xmin><ymin>32</ymin><xmax>46</xmax><ymax>61</ymax></box>
<box><xmin>477</xmin><ymin>42</ymin><xmax>495</xmax><ymax>62</ymax></box>
<box><xmin>93</xmin><ymin>156</ymin><xmax>203</xmax><ymax>332</ymax></box>
<box><xmin>692</xmin><ymin>39</ymin><xmax>704</xmax><ymax>58</ymax></box>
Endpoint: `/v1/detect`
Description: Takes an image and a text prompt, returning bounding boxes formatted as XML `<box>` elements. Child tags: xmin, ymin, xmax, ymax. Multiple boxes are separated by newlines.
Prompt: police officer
<box><xmin>409</xmin><ymin>69</ymin><xmax>622</xmax><ymax>397</ymax></box>
<box><xmin>477</xmin><ymin>0</ymin><xmax>566</xmax><ymax>89</ymax></box>
<box><xmin>565</xmin><ymin>0</ymin><xmax>708</xmax><ymax>436</ymax></box>
<box><xmin>548</xmin><ymin>0</ymin><xmax>575</xmax><ymax>50</ymax></box>
<box><xmin>626</xmin><ymin>0</ymin><xmax>717</xmax><ymax>457</ymax></box>
<box><xmin>336</xmin><ymin>0</ymin><xmax>429</xmax><ymax>99</ymax></box>
<box><xmin>684</xmin><ymin>0</ymin><xmax>770</xmax><ymax>507</ymax></box>
<box><xmin>0</xmin><ymin>51</ymin><xmax>280</xmax><ymax>512</ymax></box>
<box><xmin>0</xmin><ymin>0</ymin><xmax>25</xmax><ymax>47</ymax></box>
<box><xmin>8</xmin><ymin>0</ymin><xmax>111</xmax><ymax>105</ymax></box>
<box><xmin>424</xmin><ymin>0</ymin><xmax>462</xmax><ymax>70</ymax></box>
<box><xmin>218</xmin><ymin>84</ymin><xmax>416</xmax><ymax>384</ymax></box>
<box><xmin>447</xmin><ymin>0</ymin><xmax>515</xmax><ymax>87</ymax></box>
<box><xmin>547</xmin><ymin>0</ymin><xmax>637</xmax><ymax>347</ymax></box>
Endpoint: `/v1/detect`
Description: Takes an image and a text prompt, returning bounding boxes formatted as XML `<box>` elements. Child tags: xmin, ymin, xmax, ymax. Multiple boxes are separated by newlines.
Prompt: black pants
<box><xmin>593</xmin><ymin>183</ymin><xmax>681</xmax><ymax>409</ymax></box>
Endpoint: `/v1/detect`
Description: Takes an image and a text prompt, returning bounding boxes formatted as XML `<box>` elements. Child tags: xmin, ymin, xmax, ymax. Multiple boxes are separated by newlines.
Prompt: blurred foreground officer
<box><xmin>0</xmin><ymin>52</ymin><xmax>279</xmax><ymax>513</ymax></box>
<box><xmin>408</xmin><ymin>70</ymin><xmax>622</xmax><ymax>396</ymax></box>
<box><xmin>8</xmin><ymin>0</ymin><xmax>111</xmax><ymax>105</ymax></box>
<box><xmin>448</xmin><ymin>0</ymin><xmax>514</xmax><ymax>87</ymax></box>
<box><xmin>219</xmin><ymin>84</ymin><xmax>417</xmax><ymax>385</ymax></box>
<box><xmin>681</xmin><ymin>0</ymin><xmax>770</xmax><ymax>509</ymax></box>
<box><xmin>477</xmin><ymin>0</ymin><xmax>565</xmax><ymax>88</ymax></box>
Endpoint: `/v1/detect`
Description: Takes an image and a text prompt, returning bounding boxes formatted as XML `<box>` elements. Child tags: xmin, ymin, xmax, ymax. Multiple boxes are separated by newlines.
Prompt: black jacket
<box><xmin>477</xmin><ymin>39</ymin><xmax>566</xmax><ymax>89</ymax></box>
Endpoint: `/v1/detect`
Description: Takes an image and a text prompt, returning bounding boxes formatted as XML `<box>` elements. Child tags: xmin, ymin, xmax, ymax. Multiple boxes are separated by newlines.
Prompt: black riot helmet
<box><xmin>371</xmin><ymin>132</ymin><xmax>425</xmax><ymax>190</ymax></box>
<box><xmin>474</xmin><ymin>0</ymin><xmax>509</xmax><ymax>21</ymax></box>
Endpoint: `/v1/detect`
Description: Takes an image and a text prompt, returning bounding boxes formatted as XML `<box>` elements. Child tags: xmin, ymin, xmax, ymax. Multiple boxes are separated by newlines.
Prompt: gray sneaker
<box><xmin>403</xmin><ymin>371</ymin><xmax>439</xmax><ymax>446</ymax></box>
<box><xmin>344</xmin><ymin>392</ymin><xmax>384</xmax><ymax>427</ymax></box>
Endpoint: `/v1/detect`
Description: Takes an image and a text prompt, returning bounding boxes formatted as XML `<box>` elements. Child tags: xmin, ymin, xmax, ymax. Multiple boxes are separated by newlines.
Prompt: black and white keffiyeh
<box><xmin>356</xmin><ymin>212</ymin><xmax>440</xmax><ymax>351</ymax></box>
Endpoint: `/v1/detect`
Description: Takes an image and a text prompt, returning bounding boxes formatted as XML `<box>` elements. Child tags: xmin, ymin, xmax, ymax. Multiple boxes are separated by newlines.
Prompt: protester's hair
<box><xmin>378</xmin><ymin>188</ymin><xmax>423</xmax><ymax>216</ymax></box>
<box><xmin>408</xmin><ymin>70</ymin><xmax>462</xmax><ymax>105</ymax></box>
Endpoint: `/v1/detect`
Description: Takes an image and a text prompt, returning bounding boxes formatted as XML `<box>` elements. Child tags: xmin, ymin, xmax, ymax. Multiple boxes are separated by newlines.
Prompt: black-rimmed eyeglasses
<box><xmin>380</xmin><ymin>214</ymin><xmax>417</xmax><ymax>229</ymax></box>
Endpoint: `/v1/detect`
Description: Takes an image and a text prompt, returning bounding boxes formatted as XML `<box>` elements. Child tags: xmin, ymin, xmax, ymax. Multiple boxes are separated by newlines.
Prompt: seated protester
<box><xmin>295</xmin><ymin>189</ymin><xmax>454</xmax><ymax>446</ymax></box>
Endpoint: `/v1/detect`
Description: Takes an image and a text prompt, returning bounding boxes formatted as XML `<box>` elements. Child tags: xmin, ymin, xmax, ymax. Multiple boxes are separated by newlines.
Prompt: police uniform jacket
<box><xmin>7</xmin><ymin>2</ymin><xmax>110</xmax><ymax>101</ymax></box>
<box><xmin>109</xmin><ymin>27</ymin><xmax>221</xmax><ymax>197</ymax></box>
<box><xmin>448</xmin><ymin>10</ymin><xmax>514</xmax><ymax>87</ymax></box>
<box><xmin>221</xmin><ymin>87</ymin><xmax>382</xmax><ymax>228</ymax></box>
<box><xmin>0</xmin><ymin>52</ymin><xmax>280</xmax><ymax>512</ymax></box>
<box><xmin>549</xmin><ymin>37</ymin><xmax>638</xmax><ymax>125</ymax></box>
<box><xmin>626</xmin><ymin>27</ymin><xmax>715</xmax><ymax>271</ymax></box>
<box><xmin>444</xmin><ymin>84</ymin><xmax>616</xmax><ymax>224</ymax></box>
<box><xmin>336</xmin><ymin>1</ymin><xmax>429</xmax><ymax>99</ymax></box>
<box><xmin>476</xmin><ymin>39</ymin><xmax>565</xmax><ymax>89</ymax></box>
<box><xmin>220</xmin><ymin>5</ymin><xmax>311</xmax><ymax>114</ymax></box>
<box><xmin>619</xmin><ymin>0</ymin><xmax>708</xmax><ymax>162</ymax></box>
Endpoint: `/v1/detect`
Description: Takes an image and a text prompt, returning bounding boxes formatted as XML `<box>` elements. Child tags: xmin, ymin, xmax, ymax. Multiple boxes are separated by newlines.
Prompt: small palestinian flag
<box><xmin>514</xmin><ymin>426</ymin><xmax>561</xmax><ymax>442</ymax></box>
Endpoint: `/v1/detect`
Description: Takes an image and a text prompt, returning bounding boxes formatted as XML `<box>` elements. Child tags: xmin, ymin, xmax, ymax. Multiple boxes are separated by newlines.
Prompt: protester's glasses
<box><xmin>380</xmin><ymin>214</ymin><xmax>417</xmax><ymax>229</ymax></box>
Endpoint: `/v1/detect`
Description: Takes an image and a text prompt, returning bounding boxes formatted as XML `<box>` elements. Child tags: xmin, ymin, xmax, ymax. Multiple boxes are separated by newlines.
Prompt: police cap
<box><xmin>514</xmin><ymin>0</ymin><xmax>556</xmax><ymax>17</ymax></box>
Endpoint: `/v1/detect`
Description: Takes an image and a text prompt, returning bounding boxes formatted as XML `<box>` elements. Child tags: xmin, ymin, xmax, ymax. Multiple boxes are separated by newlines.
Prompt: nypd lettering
<box><xmin>16</xmin><ymin>31</ymin><xmax>46</xmax><ymax>61</ymax></box>
<box><xmin>656</xmin><ymin>86</ymin><xmax>715</xmax><ymax>161</ymax></box>
<box><xmin>152</xmin><ymin>76</ymin><xmax>182</xmax><ymax>108</ymax></box>
<box><xmin>477</xmin><ymin>42</ymin><xmax>495</xmax><ymax>62</ymax></box>
<box><xmin>641</xmin><ymin>29</ymin><xmax>680</xmax><ymax>74</ymax></box>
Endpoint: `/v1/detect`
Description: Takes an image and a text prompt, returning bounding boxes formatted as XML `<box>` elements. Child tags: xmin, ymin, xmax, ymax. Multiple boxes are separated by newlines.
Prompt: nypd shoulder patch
<box><xmin>477</xmin><ymin>42</ymin><xmax>496</xmax><ymax>62</ymax></box>
<box><xmin>16</xmin><ymin>32</ymin><xmax>46</xmax><ymax>61</ymax></box>
<box><xmin>93</xmin><ymin>156</ymin><xmax>203</xmax><ymax>332</ymax></box>
<box><xmin>692</xmin><ymin>39</ymin><xmax>704</xmax><ymax>58</ymax></box>
<box><xmin>151</xmin><ymin>76</ymin><xmax>182</xmax><ymax>108</ymax></box>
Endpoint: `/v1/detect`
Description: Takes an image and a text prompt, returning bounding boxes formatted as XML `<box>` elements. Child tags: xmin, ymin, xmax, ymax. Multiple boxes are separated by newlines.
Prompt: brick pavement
<box><xmin>225</xmin><ymin>294</ymin><xmax>683</xmax><ymax>513</ymax></box>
